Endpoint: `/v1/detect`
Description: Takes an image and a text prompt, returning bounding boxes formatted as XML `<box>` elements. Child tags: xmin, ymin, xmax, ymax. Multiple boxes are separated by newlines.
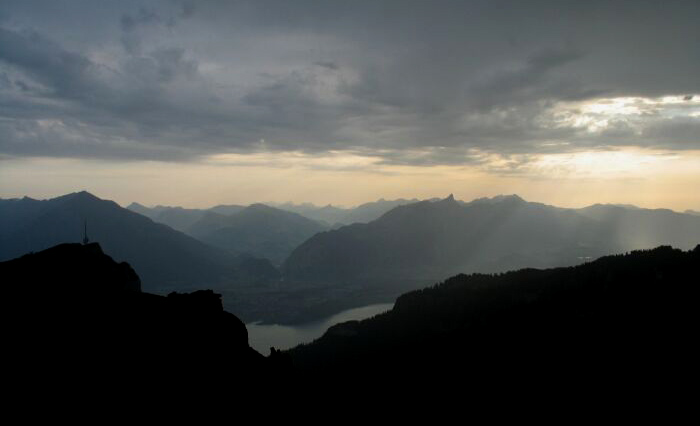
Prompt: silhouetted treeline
<box><xmin>289</xmin><ymin>245</ymin><xmax>699</xmax><ymax>385</ymax></box>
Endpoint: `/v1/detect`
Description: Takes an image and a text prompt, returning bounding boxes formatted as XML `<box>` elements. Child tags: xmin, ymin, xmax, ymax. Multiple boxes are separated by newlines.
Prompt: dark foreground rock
<box><xmin>1</xmin><ymin>243</ymin><xmax>289</xmax><ymax>388</ymax></box>
<box><xmin>289</xmin><ymin>244</ymin><xmax>700</xmax><ymax>390</ymax></box>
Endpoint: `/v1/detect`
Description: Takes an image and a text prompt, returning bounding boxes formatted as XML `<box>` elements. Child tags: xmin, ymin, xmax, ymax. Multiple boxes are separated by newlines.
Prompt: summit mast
<box><xmin>82</xmin><ymin>220</ymin><xmax>89</xmax><ymax>245</ymax></box>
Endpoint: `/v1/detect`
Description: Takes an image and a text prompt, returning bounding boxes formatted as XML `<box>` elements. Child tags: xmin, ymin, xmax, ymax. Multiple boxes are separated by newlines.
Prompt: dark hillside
<box><xmin>290</xmin><ymin>245</ymin><xmax>699</xmax><ymax>383</ymax></box>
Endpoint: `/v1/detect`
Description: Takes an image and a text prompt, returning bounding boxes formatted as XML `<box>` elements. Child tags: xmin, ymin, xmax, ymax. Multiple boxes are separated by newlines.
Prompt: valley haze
<box><xmin>2</xmin><ymin>190</ymin><xmax>699</xmax><ymax>325</ymax></box>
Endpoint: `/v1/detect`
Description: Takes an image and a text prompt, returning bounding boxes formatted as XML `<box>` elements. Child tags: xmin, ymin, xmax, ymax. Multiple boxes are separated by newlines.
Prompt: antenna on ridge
<box><xmin>83</xmin><ymin>219</ymin><xmax>89</xmax><ymax>245</ymax></box>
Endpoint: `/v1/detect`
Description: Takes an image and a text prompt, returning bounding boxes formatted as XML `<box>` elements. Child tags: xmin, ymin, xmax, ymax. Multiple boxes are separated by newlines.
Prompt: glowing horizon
<box><xmin>2</xmin><ymin>145</ymin><xmax>699</xmax><ymax>212</ymax></box>
<box><xmin>1</xmin><ymin>2</ymin><xmax>698</xmax><ymax>212</ymax></box>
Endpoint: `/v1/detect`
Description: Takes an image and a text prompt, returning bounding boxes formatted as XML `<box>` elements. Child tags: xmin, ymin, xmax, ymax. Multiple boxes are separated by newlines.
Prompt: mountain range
<box><xmin>5</xmin><ymin>191</ymin><xmax>699</xmax><ymax>324</ymax></box>
<box><xmin>130</xmin><ymin>197</ymin><xmax>427</xmax><ymax>231</ymax></box>
<box><xmin>282</xmin><ymin>194</ymin><xmax>700</xmax><ymax>293</ymax></box>
<box><xmin>0</xmin><ymin>192</ymin><xmax>277</xmax><ymax>292</ymax></box>
<box><xmin>270</xmin><ymin>198</ymin><xmax>425</xmax><ymax>226</ymax></box>
<box><xmin>126</xmin><ymin>202</ymin><xmax>246</xmax><ymax>233</ymax></box>
<box><xmin>128</xmin><ymin>200</ymin><xmax>327</xmax><ymax>264</ymax></box>
<box><xmin>188</xmin><ymin>203</ymin><xmax>327</xmax><ymax>265</ymax></box>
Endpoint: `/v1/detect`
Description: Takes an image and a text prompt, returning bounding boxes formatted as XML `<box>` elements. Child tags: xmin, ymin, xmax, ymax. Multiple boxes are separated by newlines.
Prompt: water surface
<box><xmin>247</xmin><ymin>303</ymin><xmax>394</xmax><ymax>355</ymax></box>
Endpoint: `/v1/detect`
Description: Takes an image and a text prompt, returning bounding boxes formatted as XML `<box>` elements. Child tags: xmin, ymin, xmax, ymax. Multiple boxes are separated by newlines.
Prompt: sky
<box><xmin>1</xmin><ymin>0</ymin><xmax>699</xmax><ymax>210</ymax></box>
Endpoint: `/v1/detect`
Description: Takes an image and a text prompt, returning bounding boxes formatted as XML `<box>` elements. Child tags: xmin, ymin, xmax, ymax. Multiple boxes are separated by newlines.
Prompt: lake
<box><xmin>246</xmin><ymin>303</ymin><xmax>394</xmax><ymax>355</ymax></box>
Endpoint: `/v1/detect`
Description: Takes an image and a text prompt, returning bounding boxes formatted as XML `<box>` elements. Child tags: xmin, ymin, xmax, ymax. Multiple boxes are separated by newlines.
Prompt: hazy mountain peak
<box><xmin>247</xmin><ymin>203</ymin><xmax>274</xmax><ymax>210</ymax></box>
<box><xmin>55</xmin><ymin>190</ymin><xmax>100</xmax><ymax>203</ymax></box>
<box><xmin>186</xmin><ymin>201</ymin><xmax>327</xmax><ymax>265</ymax></box>
<box><xmin>74</xmin><ymin>190</ymin><xmax>96</xmax><ymax>198</ymax></box>
<box><xmin>612</xmin><ymin>203</ymin><xmax>642</xmax><ymax>210</ymax></box>
<box><xmin>208</xmin><ymin>204</ymin><xmax>245</xmax><ymax>215</ymax></box>
<box><xmin>127</xmin><ymin>202</ymin><xmax>148</xmax><ymax>210</ymax></box>
<box><xmin>244</xmin><ymin>203</ymin><xmax>285</xmax><ymax>216</ymax></box>
<box><xmin>471</xmin><ymin>194</ymin><xmax>525</xmax><ymax>205</ymax></box>
<box><xmin>431</xmin><ymin>193</ymin><xmax>459</xmax><ymax>208</ymax></box>
<box><xmin>494</xmin><ymin>194</ymin><xmax>524</xmax><ymax>203</ymax></box>
<box><xmin>584</xmin><ymin>203</ymin><xmax>625</xmax><ymax>209</ymax></box>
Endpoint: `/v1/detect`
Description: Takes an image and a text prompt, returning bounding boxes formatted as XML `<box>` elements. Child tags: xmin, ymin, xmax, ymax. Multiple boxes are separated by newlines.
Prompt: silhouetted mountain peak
<box><xmin>208</xmin><ymin>204</ymin><xmax>245</xmax><ymax>215</ymax></box>
<box><xmin>68</xmin><ymin>190</ymin><xmax>99</xmax><ymax>200</ymax></box>
<box><xmin>127</xmin><ymin>202</ymin><xmax>146</xmax><ymax>209</ymax></box>
<box><xmin>60</xmin><ymin>191</ymin><xmax>124</xmax><ymax>212</ymax></box>
<box><xmin>580</xmin><ymin>203</ymin><xmax>684</xmax><ymax>219</ymax></box>
<box><xmin>612</xmin><ymin>203</ymin><xmax>642</xmax><ymax>210</ymax></box>
<box><xmin>501</xmin><ymin>194</ymin><xmax>524</xmax><ymax>202</ymax></box>
<box><xmin>1</xmin><ymin>243</ymin><xmax>277</xmax><ymax>380</ymax></box>
<box><xmin>187</xmin><ymin>201</ymin><xmax>326</xmax><ymax>265</ymax></box>
<box><xmin>52</xmin><ymin>191</ymin><xmax>107</xmax><ymax>208</ymax></box>
<box><xmin>583</xmin><ymin>202</ymin><xmax>654</xmax><ymax>212</ymax></box>
<box><xmin>469</xmin><ymin>194</ymin><xmax>525</xmax><ymax>206</ymax></box>
<box><xmin>1</xmin><ymin>242</ymin><xmax>141</xmax><ymax>293</ymax></box>
<box><xmin>246</xmin><ymin>203</ymin><xmax>276</xmax><ymax>212</ymax></box>
<box><xmin>583</xmin><ymin>203</ymin><xmax>623</xmax><ymax>211</ymax></box>
<box><xmin>241</xmin><ymin>203</ymin><xmax>303</xmax><ymax>220</ymax></box>
<box><xmin>426</xmin><ymin>194</ymin><xmax>460</xmax><ymax>210</ymax></box>
<box><xmin>491</xmin><ymin>194</ymin><xmax>524</xmax><ymax>203</ymax></box>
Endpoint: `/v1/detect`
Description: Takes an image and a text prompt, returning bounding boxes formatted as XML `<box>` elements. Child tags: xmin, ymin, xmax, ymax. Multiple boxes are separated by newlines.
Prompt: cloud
<box><xmin>0</xmin><ymin>0</ymin><xmax>697</xmax><ymax>166</ymax></box>
<box><xmin>641</xmin><ymin>117</ymin><xmax>700</xmax><ymax>150</ymax></box>
<box><xmin>467</xmin><ymin>48</ymin><xmax>600</xmax><ymax>110</ymax></box>
<box><xmin>0</xmin><ymin>27</ymin><xmax>102</xmax><ymax>101</ymax></box>
<box><xmin>120</xmin><ymin>8</ymin><xmax>161</xmax><ymax>32</ymax></box>
<box><xmin>314</xmin><ymin>61</ymin><xmax>338</xmax><ymax>70</ymax></box>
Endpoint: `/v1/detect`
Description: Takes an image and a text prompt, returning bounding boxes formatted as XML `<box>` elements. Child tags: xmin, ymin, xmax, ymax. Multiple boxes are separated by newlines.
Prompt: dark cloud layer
<box><xmin>0</xmin><ymin>0</ymin><xmax>698</xmax><ymax>164</ymax></box>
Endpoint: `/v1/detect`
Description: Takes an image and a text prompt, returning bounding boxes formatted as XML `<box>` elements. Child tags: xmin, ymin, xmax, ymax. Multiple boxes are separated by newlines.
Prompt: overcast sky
<box><xmin>1</xmin><ymin>0</ymin><xmax>698</xmax><ymax>209</ymax></box>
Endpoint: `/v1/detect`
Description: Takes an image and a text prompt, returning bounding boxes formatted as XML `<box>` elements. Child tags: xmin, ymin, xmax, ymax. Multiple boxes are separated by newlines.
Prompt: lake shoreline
<box><xmin>246</xmin><ymin>302</ymin><xmax>395</xmax><ymax>354</ymax></box>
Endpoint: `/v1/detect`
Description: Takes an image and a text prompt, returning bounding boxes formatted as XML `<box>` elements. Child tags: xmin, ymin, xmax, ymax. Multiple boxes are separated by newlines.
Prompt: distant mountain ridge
<box><xmin>129</xmin><ymin>197</ymin><xmax>428</xmax><ymax>231</ymax></box>
<box><xmin>125</xmin><ymin>202</ymin><xmax>245</xmax><ymax>233</ymax></box>
<box><xmin>270</xmin><ymin>198</ymin><xmax>426</xmax><ymax>225</ymax></box>
<box><xmin>127</xmin><ymin>200</ymin><xmax>326</xmax><ymax>264</ymax></box>
<box><xmin>189</xmin><ymin>203</ymin><xmax>327</xmax><ymax>265</ymax></box>
<box><xmin>283</xmin><ymin>194</ymin><xmax>700</xmax><ymax>290</ymax></box>
<box><xmin>0</xmin><ymin>191</ymin><xmax>278</xmax><ymax>291</ymax></box>
<box><xmin>577</xmin><ymin>203</ymin><xmax>700</xmax><ymax>250</ymax></box>
<box><xmin>7</xmin><ymin>191</ymin><xmax>700</xmax><ymax>326</ymax></box>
